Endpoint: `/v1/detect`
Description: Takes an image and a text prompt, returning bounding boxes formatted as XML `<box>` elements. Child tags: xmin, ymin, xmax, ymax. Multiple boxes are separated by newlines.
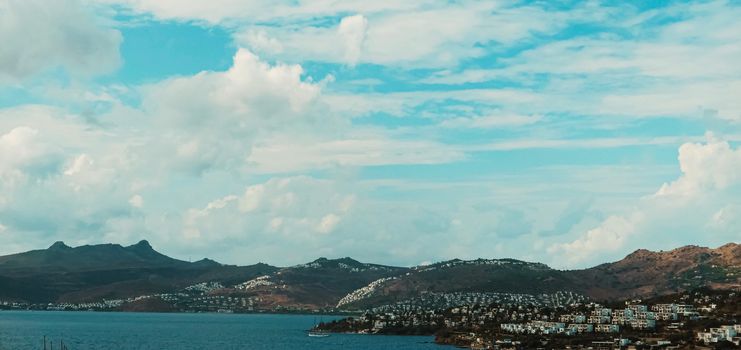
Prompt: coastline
<box><xmin>1</xmin><ymin>302</ymin><xmax>359</xmax><ymax>316</ymax></box>
<box><xmin>0</xmin><ymin>307</ymin><xmax>355</xmax><ymax>317</ymax></box>
<box><xmin>0</xmin><ymin>312</ymin><xmax>443</xmax><ymax>349</ymax></box>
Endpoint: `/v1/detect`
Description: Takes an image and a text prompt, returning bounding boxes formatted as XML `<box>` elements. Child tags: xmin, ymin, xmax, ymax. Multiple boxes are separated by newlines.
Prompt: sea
<box><xmin>0</xmin><ymin>311</ymin><xmax>444</xmax><ymax>350</ymax></box>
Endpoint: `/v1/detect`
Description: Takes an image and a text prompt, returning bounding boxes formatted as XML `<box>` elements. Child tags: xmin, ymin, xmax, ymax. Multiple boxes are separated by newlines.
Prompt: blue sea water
<box><xmin>0</xmin><ymin>311</ymin><xmax>444</xmax><ymax>350</ymax></box>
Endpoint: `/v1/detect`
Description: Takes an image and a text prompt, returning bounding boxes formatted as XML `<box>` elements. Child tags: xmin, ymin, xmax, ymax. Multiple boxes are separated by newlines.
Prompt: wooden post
<box><xmin>43</xmin><ymin>335</ymin><xmax>47</xmax><ymax>350</ymax></box>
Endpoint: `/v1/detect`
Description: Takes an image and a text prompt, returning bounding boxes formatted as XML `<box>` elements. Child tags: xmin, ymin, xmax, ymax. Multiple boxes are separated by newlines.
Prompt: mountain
<box><xmin>570</xmin><ymin>243</ymin><xmax>741</xmax><ymax>300</ymax></box>
<box><xmin>0</xmin><ymin>240</ymin><xmax>186</xmax><ymax>275</ymax></box>
<box><xmin>0</xmin><ymin>241</ymin><xmax>738</xmax><ymax>309</ymax></box>
<box><xmin>0</xmin><ymin>241</ymin><xmax>277</xmax><ymax>303</ymax></box>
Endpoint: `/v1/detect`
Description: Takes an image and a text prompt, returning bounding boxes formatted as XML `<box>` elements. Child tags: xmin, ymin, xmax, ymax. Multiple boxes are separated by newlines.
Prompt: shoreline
<box><xmin>0</xmin><ymin>308</ymin><xmax>362</xmax><ymax>317</ymax></box>
<box><xmin>0</xmin><ymin>308</ymin><xmax>357</xmax><ymax>317</ymax></box>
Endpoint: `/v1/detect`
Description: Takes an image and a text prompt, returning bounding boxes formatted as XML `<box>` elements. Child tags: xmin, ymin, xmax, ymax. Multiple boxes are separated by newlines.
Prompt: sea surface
<box><xmin>0</xmin><ymin>311</ymin><xmax>444</xmax><ymax>350</ymax></box>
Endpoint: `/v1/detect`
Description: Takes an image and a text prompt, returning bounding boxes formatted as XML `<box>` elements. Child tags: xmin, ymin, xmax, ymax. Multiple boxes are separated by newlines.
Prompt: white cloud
<box><xmin>63</xmin><ymin>154</ymin><xmax>119</xmax><ymax>192</ymax></box>
<box><xmin>179</xmin><ymin>176</ymin><xmax>355</xmax><ymax>247</ymax></box>
<box><xmin>549</xmin><ymin>136</ymin><xmax>741</xmax><ymax>268</ymax></box>
<box><xmin>99</xmin><ymin>0</ymin><xmax>431</xmax><ymax>25</ymax></box>
<box><xmin>140</xmin><ymin>48</ymin><xmax>326</xmax><ymax>173</ymax></box>
<box><xmin>129</xmin><ymin>194</ymin><xmax>144</xmax><ymax>208</ymax></box>
<box><xmin>338</xmin><ymin>15</ymin><xmax>368</xmax><ymax>66</ymax></box>
<box><xmin>548</xmin><ymin>214</ymin><xmax>640</xmax><ymax>267</ymax></box>
<box><xmin>0</xmin><ymin>0</ymin><xmax>121</xmax><ymax>82</ymax></box>
<box><xmin>239</xmin><ymin>14</ymin><xmax>368</xmax><ymax>67</ymax></box>
<box><xmin>440</xmin><ymin>112</ymin><xmax>541</xmax><ymax>129</ymax></box>
<box><xmin>0</xmin><ymin>127</ymin><xmax>47</xmax><ymax>177</ymax></box>
<box><xmin>235</xmin><ymin>2</ymin><xmax>569</xmax><ymax>67</ymax></box>
<box><xmin>240</xmin><ymin>29</ymin><xmax>284</xmax><ymax>54</ymax></box>
<box><xmin>316</xmin><ymin>213</ymin><xmax>341</xmax><ymax>234</ymax></box>
<box><xmin>465</xmin><ymin>135</ymin><xmax>708</xmax><ymax>152</ymax></box>
<box><xmin>708</xmin><ymin>205</ymin><xmax>740</xmax><ymax>231</ymax></box>
<box><xmin>0</xmin><ymin>107</ymin><xmax>147</xmax><ymax>250</ymax></box>
<box><xmin>247</xmin><ymin>137</ymin><xmax>464</xmax><ymax>173</ymax></box>
<box><xmin>655</xmin><ymin>135</ymin><xmax>741</xmax><ymax>197</ymax></box>
<box><xmin>100</xmin><ymin>0</ymin><xmax>274</xmax><ymax>24</ymax></box>
<box><xmin>421</xmin><ymin>2</ymin><xmax>741</xmax><ymax>121</ymax></box>
<box><xmin>145</xmin><ymin>49</ymin><xmax>321</xmax><ymax>124</ymax></box>
<box><xmin>353</xmin><ymin>3</ymin><xmax>572</xmax><ymax>67</ymax></box>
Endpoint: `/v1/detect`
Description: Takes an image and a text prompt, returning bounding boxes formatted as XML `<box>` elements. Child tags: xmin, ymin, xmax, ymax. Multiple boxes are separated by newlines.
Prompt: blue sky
<box><xmin>0</xmin><ymin>0</ymin><xmax>739</xmax><ymax>268</ymax></box>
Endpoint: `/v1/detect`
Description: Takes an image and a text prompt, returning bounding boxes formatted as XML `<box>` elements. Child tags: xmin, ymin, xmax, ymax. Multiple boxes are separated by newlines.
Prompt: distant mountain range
<box><xmin>0</xmin><ymin>241</ymin><xmax>738</xmax><ymax>310</ymax></box>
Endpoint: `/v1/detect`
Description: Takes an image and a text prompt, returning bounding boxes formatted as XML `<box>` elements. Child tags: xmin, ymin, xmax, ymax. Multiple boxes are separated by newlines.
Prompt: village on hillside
<box><xmin>317</xmin><ymin>289</ymin><xmax>741</xmax><ymax>350</ymax></box>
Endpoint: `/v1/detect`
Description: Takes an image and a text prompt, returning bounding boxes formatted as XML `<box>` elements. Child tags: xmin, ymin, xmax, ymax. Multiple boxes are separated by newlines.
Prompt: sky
<box><xmin>0</xmin><ymin>0</ymin><xmax>740</xmax><ymax>269</ymax></box>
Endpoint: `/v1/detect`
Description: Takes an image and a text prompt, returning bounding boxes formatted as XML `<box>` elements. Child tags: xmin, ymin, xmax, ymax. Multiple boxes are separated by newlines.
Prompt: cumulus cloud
<box><xmin>0</xmin><ymin>50</ymin><xmax>502</xmax><ymax>263</ymax></box>
<box><xmin>0</xmin><ymin>127</ymin><xmax>48</xmax><ymax>177</ymax></box>
<box><xmin>549</xmin><ymin>136</ymin><xmax>741</xmax><ymax>268</ymax></box>
<box><xmin>548</xmin><ymin>215</ymin><xmax>641</xmax><ymax>267</ymax></box>
<box><xmin>140</xmin><ymin>49</ymin><xmax>325</xmax><ymax>173</ymax></box>
<box><xmin>655</xmin><ymin>135</ymin><xmax>741</xmax><ymax>197</ymax></box>
<box><xmin>238</xmin><ymin>14</ymin><xmax>369</xmax><ymax>67</ymax></box>
<box><xmin>179</xmin><ymin>176</ymin><xmax>355</xmax><ymax>249</ymax></box>
<box><xmin>0</xmin><ymin>0</ymin><xmax>121</xmax><ymax>82</ymax></box>
<box><xmin>165</xmin><ymin>174</ymin><xmax>556</xmax><ymax>265</ymax></box>
<box><xmin>338</xmin><ymin>15</ymin><xmax>368</xmax><ymax>66</ymax></box>
<box><xmin>0</xmin><ymin>49</ymin><xmax>337</xmax><ymax>254</ymax></box>
<box><xmin>0</xmin><ymin>106</ymin><xmax>147</xmax><ymax>252</ymax></box>
<box><xmin>145</xmin><ymin>49</ymin><xmax>321</xmax><ymax>124</ymax></box>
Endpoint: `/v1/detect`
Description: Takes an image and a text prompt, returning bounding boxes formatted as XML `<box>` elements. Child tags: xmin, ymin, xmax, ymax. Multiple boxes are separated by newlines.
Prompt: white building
<box><xmin>697</xmin><ymin>325</ymin><xmax>741</xmax><ymax>345</ymax></box>
<box><xmin>595</xmin><ymin>324</ymin><xmax>620</xmax><ymax>333</ymax></box>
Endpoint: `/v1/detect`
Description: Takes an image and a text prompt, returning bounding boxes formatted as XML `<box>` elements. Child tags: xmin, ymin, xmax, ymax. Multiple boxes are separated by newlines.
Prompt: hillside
<box><xmin>571</xmin><ymin>243</ymin><xmax>741</xmax><ymax>300</ymax></box>
<box><xmin>334</xmin><ymin>244</ymin><xmax>740</xmax><ymax>309</ymax></box>
<box><xmin>0</xmin><ymin>241</ymin><xmax>277</xmax><ymax>303</ymax></box>
<box><xmin>0</xmin><ymin>241</ymin><xmax>738</xmax><ymax>309</ymax></box>
<box><xmin>336</xmin><ymin>258</ymin><xmax>577</xmax><ymax>309</ymax></box>
<box><xmin>227</xmin><ymin>257</ymin><xmax>408</xmax><ymax>309</ymax></box>
<box><xmin>0</xmin><ymin>240</ymin><xmax>187</xmax><ymax>275</ymax></box>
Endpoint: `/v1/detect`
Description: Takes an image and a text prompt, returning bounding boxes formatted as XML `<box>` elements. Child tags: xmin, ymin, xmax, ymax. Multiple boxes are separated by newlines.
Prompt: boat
<box><xmin>307</xmin><ymin>316</ymin><xmax>331</xmax><ymax>337</ymax></box>
<box><xmin>307</xmin><ymin>331</ymin><xmax>331</xmax><ymax>337</ymax></box>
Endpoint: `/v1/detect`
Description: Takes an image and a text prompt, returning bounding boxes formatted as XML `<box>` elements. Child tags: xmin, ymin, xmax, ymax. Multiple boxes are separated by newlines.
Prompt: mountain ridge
<box><xmin>0</xmin><ymin>241</ymin><xmax>738</xmax><ymax>309</ymax></box>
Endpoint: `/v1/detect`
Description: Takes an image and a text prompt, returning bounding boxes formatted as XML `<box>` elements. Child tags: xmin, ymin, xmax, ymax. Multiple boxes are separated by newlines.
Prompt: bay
<box><xmin>0</xmin><ymin>311</ymin><xmax>444</xmax><ymax>350</ymax></box>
